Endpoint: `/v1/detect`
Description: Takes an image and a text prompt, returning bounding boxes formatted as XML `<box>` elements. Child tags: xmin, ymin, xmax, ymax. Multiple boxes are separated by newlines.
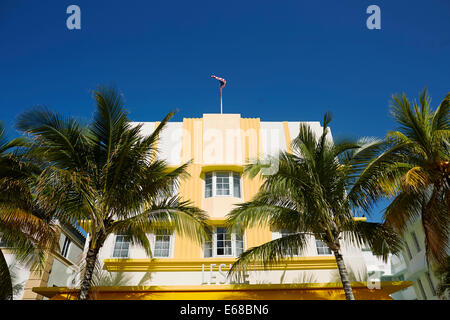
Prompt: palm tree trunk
<box><xmin>333</xmin><ymin>249</ymin><xmax>355</xmax><ymax>300</ymax></box>
<box><xmin>79</xmin><ymin>246</ymin><xmax>99</xmax><ymax>300</ymax></box>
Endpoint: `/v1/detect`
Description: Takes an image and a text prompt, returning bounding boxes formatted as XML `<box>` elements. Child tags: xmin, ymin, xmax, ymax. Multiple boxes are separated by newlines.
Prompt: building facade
<box><xmin>33</xmin><ymin>113</ymin><xmax>411</xmax><ymax>299</ymax></box>
<box><xmin>360</xmin><ymin>247</ymin><xmax>418</xmax><ymax>300</ymax></box>
<box><xmin>397</xmin><ymin>217</ymin><xmax>442</xmax><ymax>300</ymax></box>
<box><xmin>1</xmin><ymin>222</ymin><xmax>85</xmax><ymax>300</ymax></box>
<box><xmin>388</xmin><ymin>254</ymin><xmax>418</xmax><ymax>300</ymax></box>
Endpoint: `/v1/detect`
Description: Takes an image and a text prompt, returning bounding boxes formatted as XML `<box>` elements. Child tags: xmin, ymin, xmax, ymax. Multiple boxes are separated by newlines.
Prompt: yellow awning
<box><xmin>33</xmin><ymin>281</ymin><xmax>413</xmax><ymax>300</ymax></box>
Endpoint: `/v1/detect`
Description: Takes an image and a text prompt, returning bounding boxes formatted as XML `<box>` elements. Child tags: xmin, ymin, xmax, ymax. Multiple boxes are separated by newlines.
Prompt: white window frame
<box><xmin>314</xmin><ymin>238</ymin><xmax>332</xmax><ymax>256</ymax></box>
<box><xmin>204</xmin><ymin>171</ymin><xmax>242</xmax><ymax>198</ymax></box>
<box><xmin>112</xmin><ymin>233</ymin><xmax>131</xmax><ymax>259</ymax></box>
<box><xmin>151</xmin><ymin>230</ymin><xmax>175</xmax><ymax>259</ymax></box>
<box><xmin>203</xmin><ymin>227</ymin><xmax>245</xmax><ymax>258</ymax></box>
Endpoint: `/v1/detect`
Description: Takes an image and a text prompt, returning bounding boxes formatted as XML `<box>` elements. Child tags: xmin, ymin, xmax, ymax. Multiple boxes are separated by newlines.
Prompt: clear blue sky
<box><xmin>1</xmin><ymin>0</ymin><xmax>449</xmax><ymax>222</ymax></box>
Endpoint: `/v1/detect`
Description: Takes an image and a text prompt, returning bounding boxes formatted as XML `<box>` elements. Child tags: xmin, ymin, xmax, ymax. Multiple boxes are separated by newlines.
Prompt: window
<box><xmin>153</xmin><ymin>229</ymin><xmax>173</xmax><ymax>258</ymax></box>
<box><xmin>272</xmin><ymin>230</ymin><xmax>309</xmax><ymax>256</ymax></box>
<box><xmin>280</xmin><ymin>230</ymin><xmax>300</xmax><ymax>256</ymax></box>
<box><xmin>203</xmin><ymin>227</ymin><xmax>244</xmax><ymax>258</ymax></box>
<box><xmin>205</xmin><ymin>173</ymin><xmax>213</xmax><ymax>198</ymax></box>
<box><xmin>204</xmin><ymin>229</ymin><xmax>213</xmax><ymax>258</ymax></box>
<box><xmin>315</xmin><ymin>239</ymin><xmax>332</xmax><ymax>255</ymax></box>
<box><xmin>216</xmin><ymin>227</ymin><xmax>232</xmax><ymax>255</ymax></box>
<box><xmin>417</xmin><ymin>278</ymin><xmax>427</xmax><ymax>300</ymax></box>
<box><xmin>61</xmin><ymin>237</ymin><xmax>71</xmax><ymax>258</ymax></box>
<box><xmin>233</xmin><ymin>173</ymin><xmax>241</xmax><ymax>198</ymax></box>
<box><xmin>204</xmin><ymin>172</ymin><xmax>242</xmax><ymax>198</ymax></box>
<box><xmin>394</xmin><ymin>274</ymin><xmax>405</xmax><ymax>281</ymax></box>
<box><xmin>112</xmin><ymin>233</ymin><xmax>131</xmax><ymax>258</ymax></box>
<box><xmin>411</xmin><ymin>231</ymin><xmax>421</xmax><ymax>252</ymax></box>
<box><xmin>425</xmin><ymin>272</ymin><xmax>436</xmax><ymax>296</ymax></box>
<box><xmin>216</xmin><ymin>173</ymin><xmax>230</xmax><ymax>196</ymax></box>
<box><xmin>0</xmin><ymin>234</ymin><xmax>7</xmax><ymax>248</ymax></box>
<box><xmin>235</xmin><ymin>231</ymin><xmax>244</xmax><ymax>256</ymax></box>
<box><xmin>404</xmin><ymin>241</ymin><xmax>413</xmax><ymax>260</ymax></box>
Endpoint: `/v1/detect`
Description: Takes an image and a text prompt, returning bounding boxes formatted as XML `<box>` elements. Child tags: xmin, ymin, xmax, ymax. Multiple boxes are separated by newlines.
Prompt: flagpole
<box><xmin>211</xmin><ymin>75</ymin><xmax>226</xmax><ymax>114</ymax></box>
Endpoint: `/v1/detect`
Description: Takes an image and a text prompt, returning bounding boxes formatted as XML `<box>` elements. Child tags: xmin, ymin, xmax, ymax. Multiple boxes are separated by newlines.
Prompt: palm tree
<box><xmin>227</xmin><ymin>113</ymin><xmax>403</xmax><ymax>300</ymax></box>
<box><xmin>375</xmin><ymin>89</ymin><xmax>449</xmax><ymax>266</ymax></box>
<box><xmin>436</xmin><ymin>256</ymin><xmax>450</xmax><ymax>299</ymax></box>
<box><xmin>16</xmin><ymin>86</ymin><xmax>207</xmax><ymax>300</ymax></box>
<box><xmin>0</xmin><ymin>122</ymin><xmax>58</xmax><ymax>300</ymax></box>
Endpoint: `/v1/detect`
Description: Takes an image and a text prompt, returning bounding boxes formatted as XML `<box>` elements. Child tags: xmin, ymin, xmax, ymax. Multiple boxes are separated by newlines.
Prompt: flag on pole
<box><xmin>211</xmin><ymin>75</ymin><xmax>226</xmax><ymax>114</ymax></box>
<box><xmin>211</xmin><ymin>75</ymin><xmax>226</xmax><ymax>89</ymax></box>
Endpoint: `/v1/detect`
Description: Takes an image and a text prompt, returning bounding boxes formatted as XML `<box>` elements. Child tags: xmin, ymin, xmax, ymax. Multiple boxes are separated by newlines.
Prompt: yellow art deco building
<box><xmin>34</xmin><ymin>113</ymin><xmax>411</xmax><ymax>300</ymax></box>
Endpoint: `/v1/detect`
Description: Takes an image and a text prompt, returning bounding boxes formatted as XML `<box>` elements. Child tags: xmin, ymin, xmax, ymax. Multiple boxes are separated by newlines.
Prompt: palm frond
<box><xmin>16</xmin><ymin>106</ymin><xmax>89</xmax><ymax>171</ymax></box>
<box><xmin>342</xmin><ymin>221</ymin><xmax>403</xmax><ymax>262</ymax></box>
<box><xmin>383</xmin><ymin>90</ymin><xmax>449</xmax><ymax>266</ymax></box>
<box><xmin>0</xmin><ymin>249</ymin><xmax>13</xmax><ymax>300</ymax></box>
<box><xmin>0</xmin><ymin>122</ymin><xmax>28</xmax><ymax>154</ymax></box>
<box><xmin>432</xmin><ymin>92</ymin><xmax>450</xmax><ymax>132</ymax></box>
<box><xmin>108</xmin><ymin>196</ymin><xmax>208</xmax><ymax>247</ymax></box>
<box><xmin>228</xmin><ymin>233</ymin><xmax>309</xmax><ymax>280</ymax></box>
<box><xmin>421</xmin><ymin>187</ymin><xmax>450</xmax><ymax>265</ymax></box>
<box><xmin>89</xmin><ymin>86</ymin><xmax>130</xmax><ymax>168</ymax></box>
